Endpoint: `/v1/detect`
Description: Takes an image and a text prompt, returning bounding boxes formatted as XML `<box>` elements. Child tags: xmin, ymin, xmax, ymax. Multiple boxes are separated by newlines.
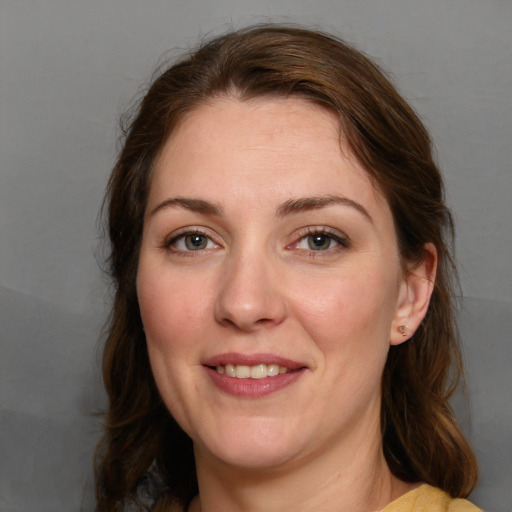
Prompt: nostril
<box><xmin>213</xmin><ymin>262</ymin><xmax>287</xmax><ymax>331</ymax></box>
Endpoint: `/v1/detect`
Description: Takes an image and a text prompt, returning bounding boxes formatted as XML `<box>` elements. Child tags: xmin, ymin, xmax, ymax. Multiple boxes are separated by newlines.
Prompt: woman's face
<box><xmin>137</xmin><ymin>97</ymin><xmax>412</xmax><ymax>471</ymax></box>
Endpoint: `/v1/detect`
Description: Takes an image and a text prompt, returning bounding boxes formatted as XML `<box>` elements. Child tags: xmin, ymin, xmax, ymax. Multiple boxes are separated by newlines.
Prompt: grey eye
<box><xmin>307</xmin><ymin>234</ymin><xmax>334</xmax><ymax>251</ymax></box>
<box><xmin>184</xmin><ymin>234</ymin><xmax>209</xmax><ymax>250</ymax></box>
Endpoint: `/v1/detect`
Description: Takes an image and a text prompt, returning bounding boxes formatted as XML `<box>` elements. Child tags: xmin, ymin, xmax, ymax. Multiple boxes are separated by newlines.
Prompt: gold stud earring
<box><xmin>398</xmin><ymin>325</ymin><xmax>407</xmax><ymax>336</ymax></box>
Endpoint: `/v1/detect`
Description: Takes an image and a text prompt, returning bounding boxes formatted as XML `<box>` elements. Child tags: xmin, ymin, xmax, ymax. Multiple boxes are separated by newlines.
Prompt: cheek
<box><xmin>289</xmin><ymin>266</ymin><xmax>398</xmax><ymax>353</ymax></box>
<box><xmin>289</xmin><ymin>268</ymin><xmax>399</xmax><ymax>414</ymax></box>
<box><xmin>137</xmin><ymin>265</ymin><xmax>213</xmax><ymax>355</ymax></box>
<box><xmin>137</xmin><ymin>265</ymin><xmax>212</xmax><ymax>424</ymax></box>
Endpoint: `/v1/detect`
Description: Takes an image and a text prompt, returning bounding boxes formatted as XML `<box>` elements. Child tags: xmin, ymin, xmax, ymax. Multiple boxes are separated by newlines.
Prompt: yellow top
<box><xmin>382</xmin><ymin>484</ymin><xmax>482</xmax><ymax>512</ymax></box>
<box><xmin>167</xmin><ymin>484</ymin><xmax>482</xmax><ymax>511</ymax></box>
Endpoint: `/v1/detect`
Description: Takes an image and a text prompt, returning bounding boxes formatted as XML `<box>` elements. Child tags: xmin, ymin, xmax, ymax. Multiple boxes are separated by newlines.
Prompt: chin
<box><xmin>194</xmin><ymin>417</ymin><xmax>306</xmax><ymax>471</ymax></box>
<box><xmin>210</xmin><ymin>443</ymin><xmax>300</xmax><ymax>471</ymax></box>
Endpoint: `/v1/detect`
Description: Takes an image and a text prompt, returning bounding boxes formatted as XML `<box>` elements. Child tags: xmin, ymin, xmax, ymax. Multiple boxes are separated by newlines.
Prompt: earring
<box><xmin>398</xmin><ymin>325</ymin><xmax>407</xmax><ymax>336</ymax></box>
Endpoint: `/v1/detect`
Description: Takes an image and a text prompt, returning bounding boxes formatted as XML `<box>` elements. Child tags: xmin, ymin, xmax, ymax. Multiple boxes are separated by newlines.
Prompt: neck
<box><xmin>189</xmin><ymin>418</ymin><xmax>414</xmax><ymax>512</ymax></box>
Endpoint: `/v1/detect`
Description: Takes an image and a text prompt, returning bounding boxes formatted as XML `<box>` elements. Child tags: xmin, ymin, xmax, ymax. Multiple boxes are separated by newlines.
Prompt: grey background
<box><xmin>1</xmin><ymin>1</ymin><xmax>510</xmax><ymax>511</ymax></box>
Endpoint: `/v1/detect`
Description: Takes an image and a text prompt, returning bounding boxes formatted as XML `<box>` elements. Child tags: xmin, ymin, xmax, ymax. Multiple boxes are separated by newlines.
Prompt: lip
<box><xmin>203</xmin><ymin>352</ymin><xmax>305</xmax><ymax>370</ymax></box>
<box><xmin>203</xmin><ymin>352</ymin><xmax>307</xmax><ymax>398</ymax></box>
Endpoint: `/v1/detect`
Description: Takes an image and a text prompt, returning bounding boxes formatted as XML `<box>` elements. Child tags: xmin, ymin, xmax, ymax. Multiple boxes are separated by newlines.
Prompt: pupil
<box><xmin>186</xmin><ymin>234</ymin><xmax>207</xmax><ymax>250</ymax></box>
<box><xmin>309</xmin><ymin>235</ymin><xmax>330</xmax><ymax>250</ymax></box>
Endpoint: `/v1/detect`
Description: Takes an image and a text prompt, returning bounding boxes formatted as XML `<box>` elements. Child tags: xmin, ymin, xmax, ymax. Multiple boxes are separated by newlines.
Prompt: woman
<box><xmin>95</xmin><ymin>25</ymin><xmax>481</xmax><ymax>511</ymax></box>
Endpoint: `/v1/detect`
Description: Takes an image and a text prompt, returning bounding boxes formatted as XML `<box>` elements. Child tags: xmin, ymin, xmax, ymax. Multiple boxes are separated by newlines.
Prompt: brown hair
<box><xmin>96</xmin><ymin>25</ymin><xmax>478</xmax><ymax>511</ymax></box>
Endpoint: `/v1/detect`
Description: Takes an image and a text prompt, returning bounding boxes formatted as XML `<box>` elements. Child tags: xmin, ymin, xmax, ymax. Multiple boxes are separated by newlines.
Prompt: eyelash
<box><xmin>293</xmin><ymin>227</ymin><xmax>351</xmax><ymax>256</ymax></box>
<box><xmin>161</xmin><ymin>227</ymin><xmax>351</xmax><ymax>257</ymax></box>
<box><xmin>162</xmin><ymin>229</ymin><xmax>218</xmax><ymax>256</ymax></box>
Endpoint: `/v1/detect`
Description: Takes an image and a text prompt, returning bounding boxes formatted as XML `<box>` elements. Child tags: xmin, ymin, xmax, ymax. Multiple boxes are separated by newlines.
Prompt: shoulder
<box><xmin>383</xmin><ymin>484</ymin><xmax>483</xmax><ymax>512</ymax></box>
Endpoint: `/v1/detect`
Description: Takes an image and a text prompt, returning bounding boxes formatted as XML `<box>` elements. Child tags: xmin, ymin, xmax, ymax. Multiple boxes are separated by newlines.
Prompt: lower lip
<box><xmin>205</xmin><ymin>366</ymin><xmax>306</xmax><ymax>398</ymax></box>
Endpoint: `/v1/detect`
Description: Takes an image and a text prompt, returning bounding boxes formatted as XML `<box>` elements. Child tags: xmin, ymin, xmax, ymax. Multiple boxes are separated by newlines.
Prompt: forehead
<box><xmin>149</xmin><ymin>96</ymin><xmax>389</xmax><ymax>220</ymax></box>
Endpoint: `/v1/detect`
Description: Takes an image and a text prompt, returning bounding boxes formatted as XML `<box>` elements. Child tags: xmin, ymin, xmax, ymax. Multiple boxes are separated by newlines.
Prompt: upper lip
<box><xmin>203</xmin><ymin>352</ymin><xmax>305</xmax><ymax>370</ymax></box>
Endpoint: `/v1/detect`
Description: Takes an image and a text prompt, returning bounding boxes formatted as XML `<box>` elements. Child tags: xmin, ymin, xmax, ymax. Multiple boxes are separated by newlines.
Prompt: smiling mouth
<box><xmin>214</xmin><ymin>363</ymin><xmax>290</xmax><ymax>379</ymax></box>
<box><xmin>205</xmin><ymin>357</ymin><xmax>306</xmax><ymax>397</ymax></box>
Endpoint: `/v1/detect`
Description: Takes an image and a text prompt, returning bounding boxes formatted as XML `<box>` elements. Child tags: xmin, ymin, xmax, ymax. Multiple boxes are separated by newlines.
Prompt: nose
<box><xmin>214</xmin><ymin>250</ymin><xmax>287</xmax><ymax>332</ymax></box>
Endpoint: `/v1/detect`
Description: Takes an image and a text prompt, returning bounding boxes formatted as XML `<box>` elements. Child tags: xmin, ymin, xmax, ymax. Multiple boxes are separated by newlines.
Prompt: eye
<box><xmin>302</xmin><ymin>233</ymin><xmax>335</xmax><ymax>251</ymax></box>
<box><xmin>293</xmin><ymin>229</ymin><xmax>350</xmax><ymax>252</ymax></box>
<box><xmin>166</xmin><ymin>230</ymin><xmax>219</xmax><ymax>252</ymax></box>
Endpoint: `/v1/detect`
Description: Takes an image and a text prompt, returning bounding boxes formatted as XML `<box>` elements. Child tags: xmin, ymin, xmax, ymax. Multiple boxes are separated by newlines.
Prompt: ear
<box><xmin>390</xmin><ymin>243</ymin><xmax>438</xmax><ymax>346</ymax></box>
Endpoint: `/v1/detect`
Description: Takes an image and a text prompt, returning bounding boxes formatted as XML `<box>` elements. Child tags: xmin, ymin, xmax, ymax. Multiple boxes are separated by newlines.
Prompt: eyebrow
<box><xmin>150</xmin><ymin>197</ymin><xmax>223</xmax><ymax>216</ymax></box>
<box><xmin>150</xmin><ymin>194</ymin><xmax>372</xmax><ymax>222</ymax></box>
<box><xmin>276</xmin><ymin>195</ymin><xmax>373</xmax><ymax>222</ymax></box>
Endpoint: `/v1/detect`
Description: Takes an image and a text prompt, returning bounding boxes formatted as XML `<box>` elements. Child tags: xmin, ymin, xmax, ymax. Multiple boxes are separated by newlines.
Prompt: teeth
<box><xmin>225</xmin><ymin>364</ymin><xmax>236</xmax><ymax>377</ymax></box>
<box><xmin>250</xmin><ymin>364</ymin><xmax>267</xmax><ymax>379</ymax></box>
<box><xmin>268</xmin><ymin>364</ymin><xmax>280</xmax><ymax>376</ymax></box>
<box><xmin>215</xmin><ymin>363</ymin><xmax>289</xmax><ymax>379</ymax></box>
<box><xmin>236</xmin><ymin>365</ymin><xmax>251</xmax><ymax>379</ymax></box>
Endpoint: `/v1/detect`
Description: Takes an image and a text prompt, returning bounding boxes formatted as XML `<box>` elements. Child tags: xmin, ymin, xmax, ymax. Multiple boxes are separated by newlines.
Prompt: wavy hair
<box><xmin>95</xmin><ymin>25</ymin><xmax>478</xmax><ymax>511</ymax></box>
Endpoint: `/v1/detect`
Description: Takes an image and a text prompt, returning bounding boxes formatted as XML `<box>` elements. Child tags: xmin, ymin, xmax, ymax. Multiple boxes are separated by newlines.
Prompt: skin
<box><xmin>137</xmin><ymin>97</ymin><xmax>436</xmax><ymax>512</ymax></box>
